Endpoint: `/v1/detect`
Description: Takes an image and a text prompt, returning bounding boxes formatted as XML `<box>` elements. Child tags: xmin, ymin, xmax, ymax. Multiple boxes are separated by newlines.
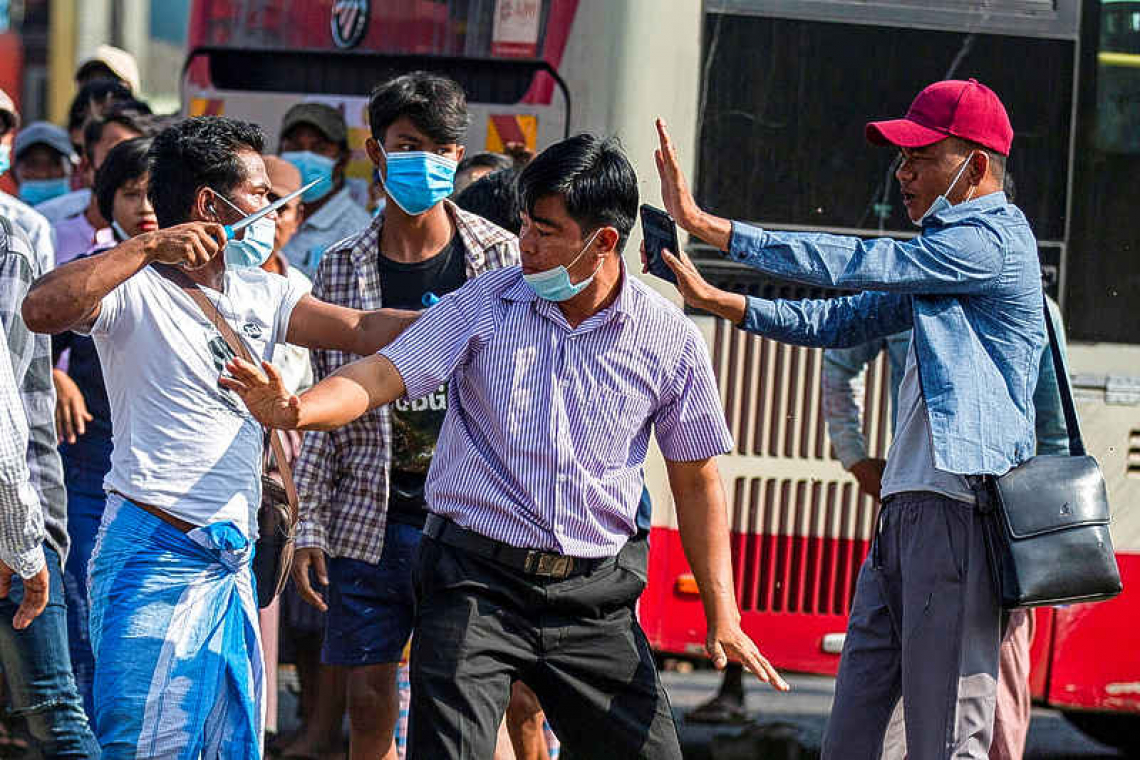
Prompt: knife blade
<box><xmin>222</xmin><ymin>178</ymin><xmax>321</xmax><ymax>240</ymax></box>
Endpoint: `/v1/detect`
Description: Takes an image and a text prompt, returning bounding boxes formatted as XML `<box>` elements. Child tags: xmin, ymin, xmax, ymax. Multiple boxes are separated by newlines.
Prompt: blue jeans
<box><xmin>0</xmin><ymin>544</ymin><xmax>100</xmax><ymax>757</ymax></box>
<box><xmin>62</xmin><ymin>489</ymin><xmax>105</xmax><ymax>721</ymax></box>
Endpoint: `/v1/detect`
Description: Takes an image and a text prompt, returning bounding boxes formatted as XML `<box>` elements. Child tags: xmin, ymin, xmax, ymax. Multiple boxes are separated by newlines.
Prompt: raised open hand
<box><xmin>654</xmin><ymin>118</ymin><xmax>704</xmax><ymax>232</ymax></box>
<box><xmin>218</xmin><ymin>357</ymin><xmax>303</xmax><ymax>430</ymax></box>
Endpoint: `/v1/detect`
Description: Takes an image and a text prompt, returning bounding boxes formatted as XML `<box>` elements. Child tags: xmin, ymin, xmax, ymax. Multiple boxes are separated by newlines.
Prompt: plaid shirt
<box><xmin>294</xmin><ymin>201</ymin><xmax>519</xmax><ymax>561</ymax></box>
<box><xmin>0</xmin><ymin>326</ymin><xmax>46</xmax><ymax>578</ymax></box>
<box><xmin>0</xmin><ymin>216</ymin><xmax>68</xmax><ymax>563</ymax></box>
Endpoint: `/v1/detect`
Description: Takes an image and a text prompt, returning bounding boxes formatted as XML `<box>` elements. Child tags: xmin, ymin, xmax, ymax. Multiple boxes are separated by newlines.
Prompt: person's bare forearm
<box><xmin>23</xmin><ymin>237</ymin><xmax>152</xmax><ymax>334</ymax></box>
<box><xmin>693</xmin><ymin>287</ymin><xmax>747</xmax><ymax>325</ymax></box>
<box><xmin>350</xmin><ymin>309</ymin><xmax>420</xmax><ymax>355</ymax></box>
<box><xmin>680</xmin><ymin>210</ymin><xmax>734</xmax><ymax>253</ymax></box>
<box><xmin>295</xmin><ymin>354</ymin><xmax>406</xmax><ymax>431</ymax></box>
<box><xmin>285</xmin><ymin>296</ymin><xmax>420</xmax><ymax>357</ymax></box>
<box><xmin>666</xmin><ymin>458</ymin><xmax>740</xmax><ymax>628</ymax></box>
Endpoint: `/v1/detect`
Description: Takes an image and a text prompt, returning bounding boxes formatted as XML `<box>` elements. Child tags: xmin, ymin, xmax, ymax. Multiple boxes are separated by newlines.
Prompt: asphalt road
<box><xmin>274</xmin><ymin>667</ymin><xmax>1129</xmax><ymax>758</ymax></box>
<box><xmin>663</xmin><ymin>670</ymin><xmax>1127</xmax><ymax>759</ymax></box>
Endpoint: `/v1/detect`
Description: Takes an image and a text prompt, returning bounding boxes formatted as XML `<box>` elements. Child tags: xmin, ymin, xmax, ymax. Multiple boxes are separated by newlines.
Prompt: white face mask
<box><xmin>913</xmin><ymin>150</ymin><xmax>978</xmax><ymax>227</ymax></box>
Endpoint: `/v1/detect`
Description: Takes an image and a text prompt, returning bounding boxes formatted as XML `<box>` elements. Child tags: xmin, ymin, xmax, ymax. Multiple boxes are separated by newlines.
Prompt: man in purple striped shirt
<box><xmin>223</xmin><ymin>134</ymin><xmax>788</xmax><ymax>759</ymax></box>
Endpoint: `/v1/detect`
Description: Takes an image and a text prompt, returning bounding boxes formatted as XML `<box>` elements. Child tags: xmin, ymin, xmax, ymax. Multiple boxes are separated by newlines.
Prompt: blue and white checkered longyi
<box><xmin>88</xmin><ymin>494</ymin><xmax>264</xmax><ymax>759</ymax></box>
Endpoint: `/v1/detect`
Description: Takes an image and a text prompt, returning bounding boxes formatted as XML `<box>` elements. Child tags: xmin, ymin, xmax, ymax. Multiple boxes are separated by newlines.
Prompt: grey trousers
<box><xmin>822</xmin><ymin>491</ymin><xmax>1002</xmax><ymax>760</ymax></box>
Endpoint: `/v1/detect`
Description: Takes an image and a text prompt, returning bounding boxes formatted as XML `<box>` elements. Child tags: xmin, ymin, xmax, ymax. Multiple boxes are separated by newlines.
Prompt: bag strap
<box><xmin>153</xmin><ymin>263</ymin><xmax>299</xmax><ymax>527</ymax></box>
<box><xmin>1042</xmin><ymin>294</ymin><xmax>1085</xmax><ymax>457</ymax></box>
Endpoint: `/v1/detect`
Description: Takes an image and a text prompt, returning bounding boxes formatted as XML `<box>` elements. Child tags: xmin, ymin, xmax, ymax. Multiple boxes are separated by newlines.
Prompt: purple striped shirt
<box><xmin>380</xmin><ymin>266</ymin><xmax>733</xmax><ymax>557</ymax></box>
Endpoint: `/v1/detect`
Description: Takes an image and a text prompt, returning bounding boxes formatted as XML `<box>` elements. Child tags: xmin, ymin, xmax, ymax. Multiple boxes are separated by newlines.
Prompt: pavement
<box><xmin>273</xmin><ymin>667</ymin><xmax>1128</xmax><ymax>758</ymax></box>
<box><xmin>664</xmin><ymin>670</ymin><xmax>1126</xmax><ymax>759</ymax></box>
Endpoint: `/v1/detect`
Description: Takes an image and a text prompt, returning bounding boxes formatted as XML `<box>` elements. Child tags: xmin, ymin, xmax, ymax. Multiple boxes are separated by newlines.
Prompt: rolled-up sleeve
<box><xmin>653</xmin><ymin>326</ymin><xmax>734</xmax><ymax>462</ymax></box>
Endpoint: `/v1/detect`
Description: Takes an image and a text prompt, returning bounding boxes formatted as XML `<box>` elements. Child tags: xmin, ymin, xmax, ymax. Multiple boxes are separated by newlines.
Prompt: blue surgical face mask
<box><xmin>211</xmin><ymin>190</ymin><xmax>277</xmax><ymax>269</ymax></box>
<box><xmin>523</xmin><ymin>230</ymin><xmax>604</xmax><ymax>302</ymax></box>
<box><xmin>378</xmin><ymin>146</ymin><xmax>457</xmax><ymax>216</ymax></box>
<box><xmin>914</xmin><ymin>151</ymin><xmax>977</xmax><ymax>227</ymax></box>
<box><xmin>281</xmin><ymin>150</ymin><xmax>336</xmax><ymax>202</ymax></box>
<box><xmin>0</xmin><ymin>144</ymin><xmax>10</xmax><ymax>176</ymax></box>
<box><xmin>19</xmin><ymin>177</ymin><xmax>70</xmax><ymax>206</ymax></box>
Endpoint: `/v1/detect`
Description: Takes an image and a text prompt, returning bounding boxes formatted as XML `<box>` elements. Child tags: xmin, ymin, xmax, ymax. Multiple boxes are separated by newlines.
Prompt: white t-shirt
<box><xmin>271</xmin><ymin>267</ymin><xmax>314</xmax><ymax>394</ymax></box>
<box><xmin>84</xmin><ymin>265</ymin><xmax>307</xmax><ymax>536</ymax></box>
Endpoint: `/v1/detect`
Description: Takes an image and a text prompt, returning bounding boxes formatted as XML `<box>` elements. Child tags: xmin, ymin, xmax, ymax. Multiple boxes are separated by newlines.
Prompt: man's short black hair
<box><xmin>83</xmin><ymin>107</ymin><xmax>151</xmax><ymax>163</ymax></box>
<box><xmin>95</xmin><ymin>137</ymin><xmax>153</xmax><ymax>224</ymax></box>
<box><xmin>517</xmin><ymin>134</ymin><xmax>638</xmax><ymax>251</ymax></box>
<box><xmin>148</xmin><ymin>116</ymin><xmax>264</xmax><ymax>228</ymax></box>
<box><xmin>67</xmin><ymin>79</ymin><xmax>148</xmax><ymax>132</ymax></box>
<box><xmin>457</xmin><ymin>151</ymin><xmax>513</xmax><ymax>176</ymax></box>
<box><xmin>368</xmin><ymin>71</ymin><xmax>468</xmax><ymax>145</ymax></box>
<box><xmin>454</xmin><ymin>169</ymin><xmax>522</xmax><ymax>234</ymax></box>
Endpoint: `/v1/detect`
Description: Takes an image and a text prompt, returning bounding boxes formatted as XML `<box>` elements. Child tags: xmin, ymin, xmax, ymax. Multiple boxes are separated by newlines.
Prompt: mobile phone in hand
<box><xmin>640</xmin><ymin>204</ymin><xmax>679</xmax><ymax>285</ymax></box>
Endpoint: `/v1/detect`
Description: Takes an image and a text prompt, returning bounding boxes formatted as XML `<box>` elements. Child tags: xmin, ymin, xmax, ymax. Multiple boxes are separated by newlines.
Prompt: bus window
<box><xmin>1094</xmin><ymin>0</ymin><xmax>1140</xmax><ymax>153</ymax></box>
<box><xmin>1065</xmin><ymin>0</ymin><xmax>1140</xmax><ymax>343</ymax></box>
<box><xmin>694</xmin><ymin>12</ymin><xmax>1073</xmax><ymax>243</ymax></box>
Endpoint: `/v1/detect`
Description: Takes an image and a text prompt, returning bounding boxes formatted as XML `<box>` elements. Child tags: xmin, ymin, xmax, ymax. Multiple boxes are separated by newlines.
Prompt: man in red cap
<box><xmin>651</xmin><ymin>79</ymin><xmax>1043</xmax><ymax>759</ymax></box>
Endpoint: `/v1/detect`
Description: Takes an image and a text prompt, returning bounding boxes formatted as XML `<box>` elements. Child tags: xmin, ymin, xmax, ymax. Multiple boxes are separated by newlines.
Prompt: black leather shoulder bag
<box><xmin>977</xmin><ymin>296</ymin><xmax>1122</xmax><ymax>608</ymax></box>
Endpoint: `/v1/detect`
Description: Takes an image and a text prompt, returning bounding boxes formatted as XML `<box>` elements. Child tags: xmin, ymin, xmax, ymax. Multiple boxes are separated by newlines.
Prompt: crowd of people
<box><xmin>0</xmin><ymin>41</ymin><xmax>1065</xmax><ymax>760</ymax></box>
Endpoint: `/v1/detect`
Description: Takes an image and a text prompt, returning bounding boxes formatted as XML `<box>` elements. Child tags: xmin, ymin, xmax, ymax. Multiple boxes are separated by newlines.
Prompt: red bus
<box><xmin>184</xmin><ymin>0</ymin><xmax>1140</xmax><ymax>751</ymax></box>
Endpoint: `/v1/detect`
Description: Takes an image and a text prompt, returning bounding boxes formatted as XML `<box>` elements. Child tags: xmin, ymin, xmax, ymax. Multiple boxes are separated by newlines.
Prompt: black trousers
<box><xmin>407</xmin><ymin>531</ymin><xmax>681</xmax><ymax>760</ymax></box>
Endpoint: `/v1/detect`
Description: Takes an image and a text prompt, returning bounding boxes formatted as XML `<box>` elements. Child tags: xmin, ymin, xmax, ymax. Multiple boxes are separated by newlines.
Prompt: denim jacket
<box><xmin>734</xmin><ymin>192</ymin><xmax>1045</xmax><ymax>476</ymax></box>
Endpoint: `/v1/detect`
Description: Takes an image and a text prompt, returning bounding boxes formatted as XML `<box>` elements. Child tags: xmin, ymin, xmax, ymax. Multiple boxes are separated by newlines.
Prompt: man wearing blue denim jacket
<box><xmin>823</xmin><ymin>293</ymin><xmax>1067</xmax><ymax>760</ymax></box>
<box><xmin>651</xmin><ymin>79</ymin><xmax>1043</xmax><ymax>759</ymax></box>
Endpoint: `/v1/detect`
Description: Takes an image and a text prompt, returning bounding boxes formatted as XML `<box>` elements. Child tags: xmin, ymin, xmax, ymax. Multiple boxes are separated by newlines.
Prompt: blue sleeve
<box><xmin>728</xmin><ymin>221</ymin><xmax>1003</xmax><ymax>294</ymax></box>
<box><xmin>739</xmin><ymin>291</ymin><xmax>913</xmax><ymax>349</ymax></box>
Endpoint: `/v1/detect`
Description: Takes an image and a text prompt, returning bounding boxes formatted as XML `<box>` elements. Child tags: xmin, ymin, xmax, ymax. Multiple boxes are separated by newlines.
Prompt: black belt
<box><xmin>423</xmin><ymin>514</ymin><xmax>613</xmax><ymax>580</ymax></box>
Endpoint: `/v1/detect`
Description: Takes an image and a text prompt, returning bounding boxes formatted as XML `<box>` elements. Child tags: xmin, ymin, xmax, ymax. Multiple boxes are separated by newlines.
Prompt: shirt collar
<box><xmin>347</xmin><ymin>198</ymin><xmax>517</xmax><ymax>277</ymax></box>
<box><xmin>925</xmin><ymin>190</ymin><xmax>1009</xmax><ymax>226</ymax></box>
<box><xmin>301</xmin><ymin>186</ymin><xmax>354</xmax><ymax>231</ymax></box>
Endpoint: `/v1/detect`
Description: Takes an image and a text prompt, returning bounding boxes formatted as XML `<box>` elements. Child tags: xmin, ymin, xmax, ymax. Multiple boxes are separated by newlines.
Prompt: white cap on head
<box><xmin>76</xmin><ymin>45</ymin><xmax>142</xmax><ymax>94</ymax></box>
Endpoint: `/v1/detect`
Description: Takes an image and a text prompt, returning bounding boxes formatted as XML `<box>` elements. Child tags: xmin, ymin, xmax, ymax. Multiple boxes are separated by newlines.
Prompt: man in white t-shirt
<box><xmin>22</xmin><ymin>116</ymin><xmax>418</xmax><ymax>759</ymax></box>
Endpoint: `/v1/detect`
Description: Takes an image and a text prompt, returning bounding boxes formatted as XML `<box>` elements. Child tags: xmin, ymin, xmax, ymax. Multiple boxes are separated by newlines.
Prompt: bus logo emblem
<box><xmin>331</xmin><ymin>0</ymin><xmax>370</xmax><ymax>49</ymax></box>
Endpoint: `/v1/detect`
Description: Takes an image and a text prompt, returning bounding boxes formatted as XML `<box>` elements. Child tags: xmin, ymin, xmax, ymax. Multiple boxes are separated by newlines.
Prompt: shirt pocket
<box><xmin>579</xmin><ymin>390</ymin><xmax>653</xmax><ymax>468</ymax></box>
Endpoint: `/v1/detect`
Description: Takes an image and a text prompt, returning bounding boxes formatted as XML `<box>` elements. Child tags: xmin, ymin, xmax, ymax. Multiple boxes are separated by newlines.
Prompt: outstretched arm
<box><xmin>22</xmin><ymin>223</ymin><xmax>227</xmax><ymax>334</ymax></box>
<box><xmin>220</xmin><ymin>353</ymin><xmax>406</xmax><ymax>432</ymax></box>
<box><xmin>285</xmin><ymin>295</ymin><xmax>421</xmax><ymax>356</ymax></box>
<box><xmin>654</xmin><ymin>117</ymin><xmax>1002</xmax><ymax>294</ymax></box>
<box><xmin>654</xmin><ymin>245</ymin><xmax>913</xmax><ymax>348</ymax></box>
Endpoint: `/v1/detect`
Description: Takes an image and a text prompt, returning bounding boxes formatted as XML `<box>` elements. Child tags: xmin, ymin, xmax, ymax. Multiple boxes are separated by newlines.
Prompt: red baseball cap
<box><xmin>865</xmin><ymin>78</ymin><xmax>1013</xmax><ymax>156</ymax></box>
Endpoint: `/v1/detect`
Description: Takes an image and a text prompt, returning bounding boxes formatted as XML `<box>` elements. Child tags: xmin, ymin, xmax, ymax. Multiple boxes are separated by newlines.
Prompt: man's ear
<box><xmin>365</xmin><ymin>136</ymin><xmax>383</xmax><ymax>169</ymax></box>
<box><xmin>968</xmin><ymin>150</ymin><xmax>989</xmax><ymax>186</ymax></box>
<box><xmin>193</xmin><ymin>186</ymin><xmax>218</xmax><ymax>223</ymax></box>
<box><xmin>454</xmin><ymin>144</ymin><xmax>466</xmax><ymax>165</ymax></box>
<box><xmin>597</xmin><ymin>226</ymin><xmax>621</xmax><ymax>256</ymax></box>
